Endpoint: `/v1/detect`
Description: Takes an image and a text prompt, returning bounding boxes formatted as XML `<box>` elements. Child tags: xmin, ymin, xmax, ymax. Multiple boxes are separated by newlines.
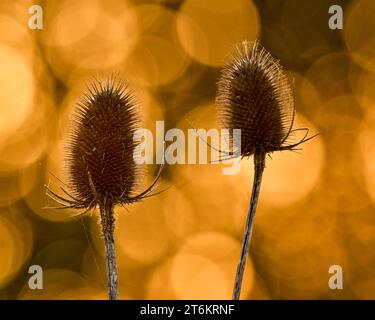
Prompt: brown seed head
<box><xmin>66</xmin><ymin>78</ymin><xmax>142</xmax><ymax>208</ymax></box>
<box><xmin>217</xmin><ymin>40</ymin><xmax>306</xmax><ymax>157</ymax></box>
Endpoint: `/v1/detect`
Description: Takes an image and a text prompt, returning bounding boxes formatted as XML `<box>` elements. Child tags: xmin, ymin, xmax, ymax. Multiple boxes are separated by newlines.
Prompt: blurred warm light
<box><xmin>56</xmin><ymin>288</ymin><xmax>107</xmax><ymax>300</ymax></box>
<box><xmin>115</xmin><ymin>194</ymin><xmax>174</xmax><ymax>267</ymax></box>
<box><xmin>90</xmin><ymin>190</ymin><xmax>174</xmax><ymax>269</ymax></box>
<box><xmin>304</xmin><ymin>53</ymin><xmax>352</xmax><ymax>102</ymax></box>
<box><xmin>44</xmin><ymin>0</ymin><xmax>138</xmax><ymax>83</ymax></box>
<box><xmin>45</xmin><ymin>0</ymin><xmax>100</xmax><ymax>47</ymax></box>
<box><xmin>0</xmin><ymin>121</ymin><xmax>49</xmax><ymax>173</ymax></box>
<box><xmin>344</xmin><ymin>0</ymin><xmax>375</xmax><ymax>72</ymax></box>
<box><xmin>173</xmin><ymin>103</ymin><xmax>251</xmax><ymax>235</ymax></box>
<box><xmin>345</xmin><ymin>218</ymin><xmax>375</xmax><ymax>286</ymax></box>
<box><xmin>352</xmin><ymin>277</ymin><xmax>375</xmax><ymax>299</ymax></box>
<box><xmin>315</xmin><ymin>96</ymin><xmax>370</xmax><ymax>213</ymax></box>
<box><xmin>146</xmin><ymin>257</ymin><xmax>177</xmax><ymax>299</ymax></box>
<box><xmin>123</xmin><ymin>5</ymin><xmax>188</xmax><ymax>87</ymax></box>
<box><xmin>0</xmin><ymin>163</ymin><xmax>37</xmax><ymax>207</ymax></box>
<box><xmin>0</xmin><ymin>217</ymin><xmax>17</xmax><ymax>288</ymax></box>
<box><xmin>0</xmin><ymin>14</ymin><xmax>29</xmax><ymax>46</ymax></box>
<box><xmin>289</xmin><ymin>71</ymin><xmax>322</xmax><ymax>120</ymax></box>
<box><xmin>0</xmin><ymin>207</ymin><xmax>33</xmax><ymax>289</ymax></box>
<box><xmin>241</xmin><ymin>115</ymin><xmax>324</xmax><ymax>207</ymax></box>
<box><xmin>0</xmin><ymin>0</ymin><xmax>31</xmax><ymax>18</ymax></box>
<box><xmin>358</xmin><ymin>110</ymin><xmax>375</xmax><ymax>202</ymax></box>
<box><xmin>18</xmin><ymin>269</ymin><xmax>93</xmax><ymax>300</ymax></box>
<box><xmin>278</xmin><ymin>0</ymin><xmax>334</xmax><ymax>62</ymax></box>
<box><xmin>281</xmin><ymin>0</ymin><xmax>325</xmax><ymax>26</ymax></box>
<box><xmin>162</xmin><ymin>63</ymin><xmax>206</xmax><ymax>96</ymax></box>
<box><xmin>161</xmin><ymin>186</ymin><xmax>196</xmax><ymax>240</ymax></box>
<box><xmin>24</xmin><ymin>144</ymin><xmax>73</xmax><ymax>223</ymax></box>
<box><xmin>177</xmin><ymin>0</ymin><xmax>260</xmax><ymax>66</ymax></box>
<box><xmin>172</xmin><ymin>253</ymin><xmax>229</xmax><ymax>299</ymax></box>
<box><xmin>32</xmin><ymin>239</ymin><xmax>87</xmax><ymax>271</ymax></box>
<box><xmin>170</xmin><ymin>232</ymin><xmax>254</xmax><ymax>299</ymax></box>
<box><xmin>33</xmin><ymin>140</ymin><xmax>76</xmax><ymax>222</ymax></box>
<box><xmin>124</xmin><ymin>36</ymin><xmax>188</xmax><ymax>87</ymax></box>
<box><xmin>255</xmin><ymin>205</ymin><xmax>347</xmax><ymax>299</ymax></box>
<box><xmin>137</xmin><ymin>88</ymin><xmax>165</xmax><ymax>128</ymax></box>
<box><xmin>0</xmin><ymin>44</ymin><xmax>34</xmax><ymax>140</ymax></box>
<box><xmin>354</xmin><ymin>69</ymin><xmax>375</xmax><ymax>114</ymax></box>
<box><xmin>0</xmin><ymin>83</ymin><xmax>54</xmax><ymax>173</ymax></box>
<box><xmin>174</xmin><ymin>162</ymin><xmax>250</xmax><ymax>236</ymax></box>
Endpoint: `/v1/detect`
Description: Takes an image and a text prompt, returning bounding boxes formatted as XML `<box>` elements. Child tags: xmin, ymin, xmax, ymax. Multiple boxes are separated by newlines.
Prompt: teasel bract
<box><xmin>216</xmin><ymin>40</ymin><xmax>317</xmax><ymax>300</ymax></box>
<box><xmin>45</xmin><ymin>77</ymin><xmax>163</xmax><ymax>300</ymax></box>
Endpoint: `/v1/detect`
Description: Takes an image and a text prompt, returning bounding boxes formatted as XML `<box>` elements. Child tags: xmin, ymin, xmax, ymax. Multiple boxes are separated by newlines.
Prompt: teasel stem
<box><xmin>99</xmin><ymin>203</ymin><xmax>119</xmax><ymax>300</ymax></box>
<box><xmin>233</xmin><ymin>151</ymin><xmax>265</xmax><ymax>300</ymax></box>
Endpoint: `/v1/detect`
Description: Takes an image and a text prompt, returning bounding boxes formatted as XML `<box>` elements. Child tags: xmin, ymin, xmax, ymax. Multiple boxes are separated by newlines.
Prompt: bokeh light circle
<box><xmin>0</xmin><ymin>44</ymin><xmax>34</xmax><ymax>139</ymax></box>
<box><xmin>344</xmin><ymin>0</ymin><xmax>375</xmax><ymax>72</ymax></box>
<box><xmin>170</xmin><ymin>232</ymin><xmax>254</xmax><ymax>299</ymax></box>
<box><xmin>358</xmin><ymin>111</ymin><xmax>375</xmax><ymax>202</ymax></box>
<box><xmin>0</xmin><ymin>208</ymin><xmax>34</xmax><ymax>289</ymax></box>
<box><xmin>123</xmin><ymin>5</ymin><xmax>189</xmax><ymax>87</ymax></box>
<box><xmin>177</xmin><ymin>0</ymin><xmax>260</xmax><ymax>66</ymax></box>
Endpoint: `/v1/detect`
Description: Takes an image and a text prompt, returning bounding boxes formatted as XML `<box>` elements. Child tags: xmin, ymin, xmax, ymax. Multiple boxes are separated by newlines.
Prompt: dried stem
<box><xmin>232</xmin><ymin>151</ymin><xmax>265</xmax><ymax>300</ymax></box>
<box><xmin>99</xmin><ymin>204</ymin><xmax>119</xmax><ymax>300</ymax></box>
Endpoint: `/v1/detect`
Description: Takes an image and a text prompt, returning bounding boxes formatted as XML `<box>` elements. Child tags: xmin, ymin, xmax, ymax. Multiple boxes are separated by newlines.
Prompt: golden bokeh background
<box><xmin>0</xmin><ymin>0</ymin><xmax>374</xmax><ymax>299</ymax></box>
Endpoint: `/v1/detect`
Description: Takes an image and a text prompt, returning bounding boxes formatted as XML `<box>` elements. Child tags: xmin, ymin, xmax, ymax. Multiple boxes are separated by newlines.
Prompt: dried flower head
<box><xmin>45</xmin><ymin>77</ymin><xmax>163</xmax><ymax>300</ymax></box>
<box><xmin>46</xmin><ymin>77</ymin><xmax>163</xmax><ymax>214</ymax></box>
<box><xmin>216</xmin><ymin>40</ymin><xmax>314</xmax><ymax>158</ymax></box>
<box><xmin>216</xmin><ymin>40</ymin><xmax>317</xmax><ymax>300</ymax></box>
<box><xmin>67</xmin><ymin>78</ymin><xmax>141</xmax><ymax>209</ymax></box>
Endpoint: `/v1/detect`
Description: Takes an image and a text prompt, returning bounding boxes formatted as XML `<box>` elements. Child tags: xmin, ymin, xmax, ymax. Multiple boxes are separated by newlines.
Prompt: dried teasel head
<box><xmin>218</xmin><ymin>41</ymin><xmax>318</xmax><ymax>300</ymax></box>
<box><xmin>216</xmin><ymin>40</ymin><xmax>316</xmax><ymax>158</ymax></box>
<box><xmin>45</xmin><ymin>77</ymin><xmax>165</xmax><ymax>301</ymax></box>
<box><xmin>45</xmin><ymin>77</ymin><xmax>163</xmax><ymax>213</ymax></box>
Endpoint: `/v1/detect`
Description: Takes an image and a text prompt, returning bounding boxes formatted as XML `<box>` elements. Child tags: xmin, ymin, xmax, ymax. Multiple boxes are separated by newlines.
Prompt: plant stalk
<box><xmin>232</xmin><ymin>151</ymin><xmax>265</xmax><ymax>300</ymax></box>
<box><xmin>100</xmin><ymin>204</ymin><xmax>119</xmax><ymax>300</ymax></box>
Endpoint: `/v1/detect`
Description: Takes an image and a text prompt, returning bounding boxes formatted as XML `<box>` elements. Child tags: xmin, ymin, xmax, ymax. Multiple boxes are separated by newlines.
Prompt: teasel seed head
<box><xmin>219</xmin><ymin>41</ymin><xmax>318</xmax><ymax>300</ymax></box>
<box><xmin>217</xmin><ymin>40</ymin><xmax>315</xmax><ymax>158</ymax></box>
<box><xmin>45</xmin><ymin>76</ymin><xmax>165</xmax><ymax>301</ymax></box>
<box><xmin>45</xmin><ymin>77</ymin><xmax>163</xmax><ymax>214</ymax></box>
<box><xmin>67</xmin><ymin>78</ymin><xmax>142</xmax><ymax>209</ymax></box>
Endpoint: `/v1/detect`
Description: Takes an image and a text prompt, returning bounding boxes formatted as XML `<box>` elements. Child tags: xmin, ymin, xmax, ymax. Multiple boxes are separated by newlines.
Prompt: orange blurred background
<box><xmin>1</xmin><ymin>0</ymin><xmax>374</xmax><ymax>299</ymax></box>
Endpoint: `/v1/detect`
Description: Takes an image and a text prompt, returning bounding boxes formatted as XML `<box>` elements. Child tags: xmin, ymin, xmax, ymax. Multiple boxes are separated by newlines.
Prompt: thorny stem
<box><xmin>99</xmin><ymin>204</ymin><xmax>119</xmax><ymax>300</ymax></box>
<box><xmin>232</xmin><ymin>151</ymin><xmax>265</xmax><ymax>300</ymax></box>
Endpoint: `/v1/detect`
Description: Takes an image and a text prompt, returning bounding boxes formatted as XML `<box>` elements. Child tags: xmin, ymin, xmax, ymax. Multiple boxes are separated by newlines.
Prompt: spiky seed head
<box><xmin>66</xmin><ymin>78</ymin><xmax>142</xmax><ymax>209</ymax></box>
<box><xmin>216</xmin><ymin>40</ymin><xmax>296</xmax><ymax>157</ymax></box>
